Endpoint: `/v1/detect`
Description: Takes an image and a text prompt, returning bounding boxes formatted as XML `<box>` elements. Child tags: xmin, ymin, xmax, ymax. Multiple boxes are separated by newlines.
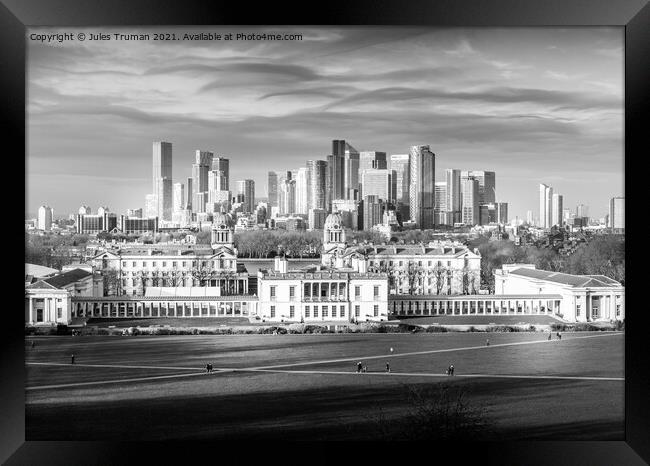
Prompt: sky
<box><xmin>26</xmin><ymin>26</ymin><xmax>624</xmax><ymax>221</ymax></box>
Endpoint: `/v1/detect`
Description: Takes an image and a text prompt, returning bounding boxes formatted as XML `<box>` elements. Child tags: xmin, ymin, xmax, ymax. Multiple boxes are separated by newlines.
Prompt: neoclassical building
<box><xmin>320</xmin><ymin>212</ymin><xmax>481</xmax><ymax>296</ymax></box>
<box><xmin>88</xmin><ymin>213</ymin><xmax>249</xmax><ymax>296</ymax></box>
<box><xmin>494</xmin><ymin>264</ymin><xmax>624</xmax><ymax>322</ymax></box>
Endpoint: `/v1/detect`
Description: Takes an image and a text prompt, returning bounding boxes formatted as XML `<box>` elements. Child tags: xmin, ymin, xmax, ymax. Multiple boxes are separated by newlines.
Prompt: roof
<box><xmin>509</xmin><ymin>268</ymin><xmax>622</xmax><ymax>288</ymax></box>
<box><xmin>43</xmin><ymin>269</ymin><xmax>93</xmax><ymax>288</ymax></box>
<box><xmin>25</xmin><ymin>263</ymin><xmax>58</xmax><ymax>278</ymax></box>
<box><xmin>390</xmin><ymin>294</ymin><xmax>564</xmax><ymax>301</ymax></box>
<box><xmin>145</xmin><ymin>287</ymin><xmax>223</xmax><ymax>297</ymax></box>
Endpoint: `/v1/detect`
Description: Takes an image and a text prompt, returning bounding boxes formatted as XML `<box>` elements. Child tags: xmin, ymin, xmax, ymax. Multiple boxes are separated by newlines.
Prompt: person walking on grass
<box><xmin>447</xmin><ymin>364</ymin><xmax>454</xmax><ymax>376</ymax></box>
<box><xmin>357</xmin><ymin>361</ymin><xmax>362</xmax><ymax>373</ymax></box>
<box><xmin>486</xmin><ymin>338</ymin><xmax>490</xmax><ymax>346</ymax></box>
<box><xmin>548</xmin><ymin>332</ymin><xmax>552</xmax><ymax>340</ymax></box>
<box><xmin>386</xmin><ymin>362</ymin><xmax>390</xmax><ymax>373</ymax></box>
<box><xmin>557</xmin><ymin>332</ymin><xmax>562</xmax><ymax>340</ymax></box>
<box><xmin>71</xmin><ymin>354</ymin><xmax>75</xmax><ymax>365</ymax></box>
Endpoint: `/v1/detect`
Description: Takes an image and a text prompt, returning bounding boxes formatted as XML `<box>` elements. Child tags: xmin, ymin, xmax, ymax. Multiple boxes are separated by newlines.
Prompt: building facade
<box><xmin>409</xmin><ymin>145</ymin><xmax>435</xmax><ymax>229</ymax></box>
<box><xmin>494</xmin><ymin>264</ymin><xmax>624</xmax><ymax>322</ymax></box>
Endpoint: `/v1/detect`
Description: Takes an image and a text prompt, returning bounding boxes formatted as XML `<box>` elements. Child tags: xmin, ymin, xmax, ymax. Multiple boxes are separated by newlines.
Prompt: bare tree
<box><xmin>433</xmin><ymin>264</ymin><xmax>447</xmax><ymax>295</ymax></box>
<box><xmin>191</xmin><ymin>261</ymin><xmax>214</xmax><ymax>287</ymax></box>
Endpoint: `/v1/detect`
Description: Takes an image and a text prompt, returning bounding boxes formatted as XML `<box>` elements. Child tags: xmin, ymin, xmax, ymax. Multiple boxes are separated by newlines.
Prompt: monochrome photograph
<box><xmin>24</xmin><ymin>26</ymin><xmax>625</xmax><ymax>441</ymax></box>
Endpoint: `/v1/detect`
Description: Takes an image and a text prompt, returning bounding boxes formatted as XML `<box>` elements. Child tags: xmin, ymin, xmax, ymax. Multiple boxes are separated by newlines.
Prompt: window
<box><xmin>322</xmin><ymin>306</ymin><xmax>328</xmax><ymax>317</ymax></box>
<box><xmin>447</xmin><ymin>261</ymin><xmax>451</xmax><ymax>267</ymax></box>
<box><xmin>122</xmin><ymin>261</ymin><xmax>127</xmax><ymax>267</ymax></box>
<box><xmin>399</xmin><ymin>261</ymin><xmax>403</xmax><ymax>266</ymax></box>
<box><xmin>57</xmin><ymin>308</ymin><xmax>62</xmax><ymax>318</ymax></box>
<box><xmin>313</xmin><ymin>306</ymin><xmax>319</xmax><ymax>317</ymax></box>
<box><xmin>576</xmin><ymin>304</ymin><xmax>581</xmax><ymax>317</ymax></box>
<box><xmin>331</xmin><ymin>306</ymin><xmax>336</xmax><ymax>318</ymax></box>
<box><xmin>142</xmin><ymin>262</ymin><xmax>146</xmax><ymax>267</ymax></box>
<box><xmin>56</xmin><ymin>298</ymin><xmax>62</xmax><ymax>303</ymax></box>
<box><xmin>374</xmin><ymin>286</ymin><xmax>379</xmax><ymax>297</ymax></box>
<box><xmin>182</xmin><ymin>261</ymin><xmax>186</xmax><ymax>267</ymax></box>
<box><xmin>340</xmin><ymin>305</ymin><xmax>345</xmax><ymax>317</ymax></box>
<box><xmin>374</xmin><ymin>305</ymin><xmax>379</xmax><ymax>316</ymax></box>
<box><xmin>270</xmin><ymin>286</ymin><xmax>276</xmax><ymax>299</ymax></box>
<box><xmin>289</xmin><ymin>286</ymin><xmax>295</xmax><ymax>299</ymax></box>
<box><xmin>355</xmin><ymin>286</ymin><xmax>361</xmax><ymax>298</ymax></box>
<box><xmin>152</xmin><ymin>262</ymin><xmax>157</xmax><ymax>267</ymax></box>
<box><xmin>172</xmin><ymin>261</ymin><xmax>177</xmax><ymax>267</ymax></box>
<box><xmin>162</xmin><ymin>261</ymin><xmax>167</xmax><ymax>267</ymax></box>
<box><xmin>305</xmin><ymin>306</ymin><xmax>310</xmax><ymax>318</ymax></box>
<box><xmin>289</xmin><ymin>306</ymin><xmax>295</xmax><ymax>318</ymax></box>
<box><xmin>270</xmin><ymin>306</ymin><xmax>275</xmax><ymax>318</ymax></box>
<box><xmin>192</xmin><ymin>261</ymin><xmax>197</xmax><ymax>267</ymax></box>
<box><xmin>616</xmin><ymin>305</ymin><xmax>621</xmax><ymax>316</ymax></box>
<box><xmin>132</xmin><ymin>262</ymin><xmax>136</xmax><ymax>267</ymax></box>
<box><xmin>355</xmin><ymin>305</ymin><xmax>360</xmax><ymax>317</ymax></box>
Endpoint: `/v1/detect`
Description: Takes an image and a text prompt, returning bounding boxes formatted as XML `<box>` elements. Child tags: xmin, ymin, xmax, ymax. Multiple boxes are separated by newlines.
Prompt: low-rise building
<box><xmin>494</xmin><ymin>264</ymin><xmax>624</xmax><ymax>322</ymax></box>
<box><xmin>25</xmin><ymin>268</ymin><xmax>98</xmax><ymax>325</ymax></box>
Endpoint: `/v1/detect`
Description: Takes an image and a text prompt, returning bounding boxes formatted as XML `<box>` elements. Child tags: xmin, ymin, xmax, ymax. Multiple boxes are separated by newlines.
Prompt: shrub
<box><xmin>615</xmin><ymin>320</ymin><xmax>625</xmax><ymax>331</ymax></box>
<box><xmin>425</xmin><ymin>325</ymin><xmax>447</xmax><ymax>333</ymax></box>
<box><xmin>550</xmin><ymin>323</ymin><xmax>570</xmax><ymax>332</ymax></box>
<box><xmin>96</xmin><ymin>328</ymin><xmax>111</xmax><ymax>335</ymax></box>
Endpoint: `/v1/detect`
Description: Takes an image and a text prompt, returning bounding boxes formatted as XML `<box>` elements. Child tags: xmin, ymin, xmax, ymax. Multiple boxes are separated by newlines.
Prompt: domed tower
<box><xmin>211</xmin><ymin>212</ymin><xmax>235</xmax><ymax>250</ymax></box>
<box><xmin>323</xmin><ymin>212</ymin><xmax>346</xmax><ymax>250</ymax></box>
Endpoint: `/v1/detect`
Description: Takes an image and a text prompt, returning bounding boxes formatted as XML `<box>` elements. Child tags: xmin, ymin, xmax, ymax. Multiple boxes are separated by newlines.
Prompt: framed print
<box><xmin>4</xmin><ymin>0</ymin><xmax>648</xmax><ymax>463</ymax></box>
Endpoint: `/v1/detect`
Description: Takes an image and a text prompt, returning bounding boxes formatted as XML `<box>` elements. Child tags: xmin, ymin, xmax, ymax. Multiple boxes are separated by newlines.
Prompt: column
<box><xmin>28</xmin><ymin>298</ymin><xmax>34</xmax><ymax>324</ymax></box>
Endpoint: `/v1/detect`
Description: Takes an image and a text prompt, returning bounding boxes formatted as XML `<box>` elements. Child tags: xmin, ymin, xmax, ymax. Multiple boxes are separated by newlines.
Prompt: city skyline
<box><xmin>27</xmin><ymin>26</ymin><xmax>623</xmax><ymax>218</ymax></box>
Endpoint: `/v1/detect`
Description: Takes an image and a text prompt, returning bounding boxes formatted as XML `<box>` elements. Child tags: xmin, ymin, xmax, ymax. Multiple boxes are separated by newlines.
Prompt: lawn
<box><xmin>25</xmin><ymin>332</ymin><xmax>624</xmax><ymax>440</ymax></box>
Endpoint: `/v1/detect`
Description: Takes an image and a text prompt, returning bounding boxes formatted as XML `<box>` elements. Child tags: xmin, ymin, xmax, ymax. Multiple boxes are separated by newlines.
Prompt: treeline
<box><xmin>473</xmin><ymin>234</ymin><xmax>625</xmax><ymax>292</ymax></box>
<box><xmin>234</xmin><ymin>230</ymin><xmax>323</xmax><ymax>258</ymax></box>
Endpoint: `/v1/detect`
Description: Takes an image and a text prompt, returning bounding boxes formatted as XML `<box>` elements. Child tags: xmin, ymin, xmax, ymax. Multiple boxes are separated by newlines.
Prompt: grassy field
<box><xmin>25</xmin><ymin>331</ymin><xmax>624</xmax><ymax>440</ymax></box>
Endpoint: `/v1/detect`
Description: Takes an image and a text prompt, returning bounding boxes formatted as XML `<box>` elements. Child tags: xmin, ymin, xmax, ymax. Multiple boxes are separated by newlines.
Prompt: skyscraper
<box><xmin>326</xmin><ymin>140</ymin><xmax>346</xmax><ymax>211</ymax></box>
<box><xmin>212</xmin><ymin>157</ymin><xmax>230</xmax><ymax>190</ymax></box>
<box><xmin>279</xmin><ymin>178</ymin><xmax>296</xmax><ymax>215</ymax></box>
<box><xmin>462</xmin><ymin>170</ymin><xmax>495</xmax><ymax>205</ymax></box>
<box><xmin>156</xmin><ymin>178</ymin><xmax>173</xmax><ymax>222</ymax></box>
<box><xmin>445</xmin><ymin>169</ymin><xmax>461</xmax><ymax>225</ymax></box>
<box><xmin>434</xmin><ymin>181</ymin><xmax>448</xmax><ymax>225</ymax></box>
<box><xmin>295</xmin><ymin>167</ymin><xmax>310</xmax><ymax>214</ymax></box>
<box><xmin>526</xmin><ymin>210</ymin><xmax>534</xmax><ymax>225</ymax></box>
<box><xmin>145</xmin><ymin>194</ymin><xmax>157</xmax><ymax>219</ymax></box>
<box><xmin>496</xmin><ymin>202</ymin><xmax>508</xmax><ymax>224</ymax></box>
<box><xmin>38</xmin><ymin>205</ymin><xmax>53</xmax><ymax>231</ymax></box>
<box><xmin>576</xmin><ymin>203</ymin><xmax>589</xmax><ymax>220</ymax></box>
<box><xmin>461</xmin><ymin>176</ymin><xmax>480</xmax><ymax>225</ymax></box>
<box><xmin>152</xmin><ymin>141</ymin><xmax>173</xmax><ymax>221</ymax></box>
<box><xmin>343</xmin><ymin>143</ymin><xmax>360</xmax><ymax>200</ymax></box>
<box><xmin>609</xmin><ymin>197</ymin><xmax>624</xmax><ymax>233</ymax></box>
<box><xmin>78</xmin><ymin>205</ymin><xmax>91</xmax><ymax>215</ymax></box>
<box><xmin>363</xmin><ymin>195</ymin><xmax>386</xmax><ymax>230</ymax></box>
<box><xmin>307</xmin><ymin>160</ymin><xmax>327</xmax><ymax>211</ymax></box>
<box><xmin>539</xmin><ymin>183</ymin><xmax>553</xmax><ymax>229</ymax></box>
<box><xmin>185</xmin><ymin>177</ymin><xmax>193</xmax><ymax>210</ymax></box>
<box><xmin>360</xmin><ymin>168</ymin><xmax>393</xmax><ymax>201</ymax></box>
<box><xmin>236</xmin><ymin>179</ymin><xmax>255</xmax><ymax>213</ymax></box>
<box><xmin>409</xmin><ymin>145</ymin><xmax>435</xmax><ymax>229</ymax></box>
<box><xmin>359</xmin><ymin>151</ymin><xmax>387</xmax><ymax>171</ymax></box>
<box><xmin>192</xmin><ymin>150</ymin><xmax>213</xmax><ymax>214</ymax></box>
<box><xmin>390</xmin><ymin>153</ymin><xmax>410</xmax><ymax>222</ymax></box>
<box><xmin>267</xmin><ymin>172</ymin><xmax>279</xmax><ymax>208</ymax></box>
<box><xmin>173</xmin><ymin>183</ymin><xmax>185</xmax><ymax>213</ymax></box>
<box><xmin>552</xmin><ymin>193</ymin><xmax>563</xmax><ymax>227</ymax></box>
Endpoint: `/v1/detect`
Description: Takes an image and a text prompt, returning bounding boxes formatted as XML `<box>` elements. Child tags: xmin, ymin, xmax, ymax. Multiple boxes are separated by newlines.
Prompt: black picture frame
<box><xmin>4</xmin><ymin>0</ymin><xmax>647</xmax><ymax>463</ymax></box>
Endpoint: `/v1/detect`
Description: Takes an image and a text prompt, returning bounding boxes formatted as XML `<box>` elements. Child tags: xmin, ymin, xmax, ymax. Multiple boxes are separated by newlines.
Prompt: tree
<box><xmin>368</xmin><ymin>383</ymin><xmax>493</xmax><ymax>440</ymax></box>
<box><xmin>102</xmin><ymin>269</ymin><xmax>121</xmax><ymax>296</ymax></box>
<box><xmin>432</xmin><ymin>263</ymin><xmax>447</xmax><ymax>295</ymax></box>
<box><xmin>191</xmin><ymin>261</ymin><xmax>214</xmax><ymax>286</ymax></box>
